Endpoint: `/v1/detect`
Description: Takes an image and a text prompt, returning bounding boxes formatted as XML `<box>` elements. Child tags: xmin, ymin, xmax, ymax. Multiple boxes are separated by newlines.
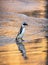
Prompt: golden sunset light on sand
<box><xmin>0</xmin><ymin>0</ymin><xmax>48</xmax><ymax>65</ymax></box>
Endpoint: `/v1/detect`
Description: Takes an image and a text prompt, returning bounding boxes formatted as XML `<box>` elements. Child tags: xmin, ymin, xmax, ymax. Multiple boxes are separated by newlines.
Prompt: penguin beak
<box><xmin>25</xmin><ymin>23</ymin><xmax>28</xmax><ymax>26</ymax></box>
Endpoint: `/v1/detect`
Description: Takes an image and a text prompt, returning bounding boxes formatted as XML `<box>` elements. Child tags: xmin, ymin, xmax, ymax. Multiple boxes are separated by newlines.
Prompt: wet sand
<box><xmin>0</xmin><ymin>0</ymin><xmax>47</xmax><ymax>65</ymax></box>
<box><xmin>0</xmin><ymin>38</ymin><xmax>47</xmax><ymax>65</ymax></box>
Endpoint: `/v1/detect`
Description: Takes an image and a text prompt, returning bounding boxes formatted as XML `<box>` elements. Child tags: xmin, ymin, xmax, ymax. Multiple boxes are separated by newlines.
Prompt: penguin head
<box><xmin>22</xmin><ymin>22</ymin><xmax>28</xmax><ymax>26</ymax></box>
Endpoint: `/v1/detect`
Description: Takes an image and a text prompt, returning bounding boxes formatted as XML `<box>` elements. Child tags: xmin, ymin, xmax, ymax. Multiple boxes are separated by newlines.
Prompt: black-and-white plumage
<box><xmin>17</xmin><ymin>22</ymin><xmax>28</xmax><ymax>39</ymax></box>
<box><xmin>16</xmin><ymin>22</ymin><xmax>28</xmax><ymax>59</ymax></box>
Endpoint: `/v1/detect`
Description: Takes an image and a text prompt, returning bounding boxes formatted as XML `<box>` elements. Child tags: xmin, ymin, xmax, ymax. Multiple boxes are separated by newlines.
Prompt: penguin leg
<box><xmin>21</xmin><ymin>38</ymin><xmax>24</xmax><ymax>41</ymax></box>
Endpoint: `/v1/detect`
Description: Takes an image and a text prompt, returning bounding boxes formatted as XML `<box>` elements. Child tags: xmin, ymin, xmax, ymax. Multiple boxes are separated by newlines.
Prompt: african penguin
<box><xmin>16</xmin><ymin>22</ymin><xmax>28</xmax><ymax>59</ymax></box>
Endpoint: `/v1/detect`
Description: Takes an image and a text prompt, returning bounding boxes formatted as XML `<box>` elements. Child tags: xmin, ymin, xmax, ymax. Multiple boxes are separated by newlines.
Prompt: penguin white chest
<box><xmin>22</xmin><ymin>28</ymin><xmax>25</xmax><ymax>35</ymax></box>
<box><xmin>19</xmin><ymin>28</ymin><xmax>25</xmax><ymax>38</ymax></box>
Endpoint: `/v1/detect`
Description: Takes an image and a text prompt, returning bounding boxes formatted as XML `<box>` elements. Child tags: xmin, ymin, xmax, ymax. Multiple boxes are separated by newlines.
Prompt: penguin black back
<box><xmin>19</xmin><ymin>26</ymin><xmax>23</xmax><ymax>34</ymax></box>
